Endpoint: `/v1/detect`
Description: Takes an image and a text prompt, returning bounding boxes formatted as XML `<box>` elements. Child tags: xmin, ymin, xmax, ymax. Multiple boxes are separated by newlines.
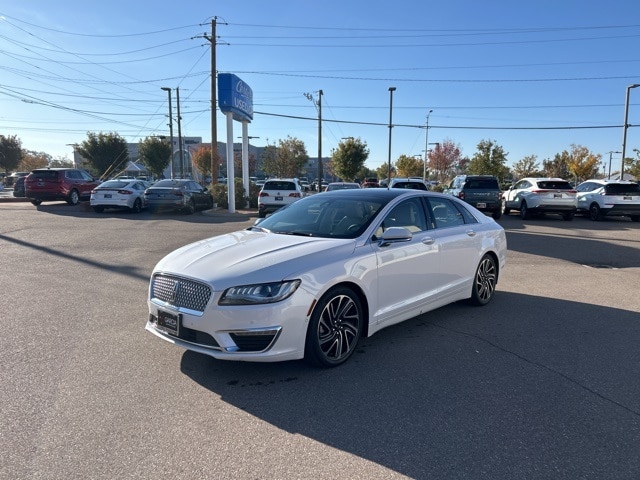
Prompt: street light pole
<box><xmin>423</xmin><ymin>109</ymin><xmax>433</xmax><ymax>182</ymax></box>
<box><xmin>607</xmin><ymin>151</ymin><xmax>621</xmax><ymax>180</ymax></box>
<box><xmin>387</xmin><ymin>87</ymin><xmax>396</xmax><ymax>188</ymax></box>
<box><xmin>161</xmin><ymin>87</ymin><xmax>174</xmax><ymax>179</ymax></box>
<box><xmin>620</xmin><ymin>83</ymin><xmax>640</xmax><ymax>180</ymax></box>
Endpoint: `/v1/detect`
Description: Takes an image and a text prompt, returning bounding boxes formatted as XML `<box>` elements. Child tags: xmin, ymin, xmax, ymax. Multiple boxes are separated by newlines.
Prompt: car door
<box><xmin>372</xmin><ymin>198</ymin><xmax>442</xmax><ymax>327</ymax></box>
<box><xmin>505</xmin><ymin>180</ymin><xmax>530</xmax><ymax>208</ymax></box>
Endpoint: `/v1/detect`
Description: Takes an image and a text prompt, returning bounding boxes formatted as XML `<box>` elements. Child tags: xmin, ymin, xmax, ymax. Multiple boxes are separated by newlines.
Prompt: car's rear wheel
<box><xmin>519</xmin><ymin>201</ymin><xmax>530</xmax><ymax>219</ymax></box>
<box><xmin>501</xmin><ymin>199</ymin><xmax>510</xmax><ymax>215</ymax></box>
<box><xmin>562</xmin><ymin>211</ymin><xmax>574</xmax><ymax>221</ymax></box>
<box><xmin>67</xmin><ymin>189</ymin><xmax>80</xmax><ymax>205</ymax></box>
<box><xmin>131</xmin><ymin>198</ymin><xmax>142</xmax><ymax>213</ymax></box>
<box><xmin>93</xmin><ymin>206</ymin><xmax>104</xmax><ymax>213</ymax></box>
<box><xmin>631</xmin><ymin>215</ymin><xmax>640</xmax><ymax>222</ymax></box>
<box><xmin>30</xmin><ymin>199</ymin><xmax>42</xmax><ymax>206</ymax></box>
<box><xmin>469</xmin><ymin>254</ymin><xmax>498</xmax><ymax>306</ymax></box>
<box><xmin>305</xmin><ymin>287</ymin><xmax>363</xmax><ymax>368</ymax></box>
<box><xmin>589</xmin><ymin>203</ymin><xmax>603</xmax><ymax>221</ymax></box>
<box><xmin>492</xmin><ymin>209</ymin><xmax>502</xmax><ymax>220</ymax></box>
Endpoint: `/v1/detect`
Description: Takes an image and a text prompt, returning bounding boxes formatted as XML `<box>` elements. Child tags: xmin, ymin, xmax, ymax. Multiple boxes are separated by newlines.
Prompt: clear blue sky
<box><xmin>2</xmin><ymin>0</ymin><xmax>640</xmax><ymax>173</ymax></box>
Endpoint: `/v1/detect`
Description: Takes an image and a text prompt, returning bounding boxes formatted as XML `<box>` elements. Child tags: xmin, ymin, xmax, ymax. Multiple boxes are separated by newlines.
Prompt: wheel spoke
<box><xmin>476</xmin><ymin>258</ymin><xmax>497</xmax><ymax>301</ymax></box>
<box><xmin>317</xmin><ymin>295</ymin><xmax>360</xmax><ymax>360</ymax></box>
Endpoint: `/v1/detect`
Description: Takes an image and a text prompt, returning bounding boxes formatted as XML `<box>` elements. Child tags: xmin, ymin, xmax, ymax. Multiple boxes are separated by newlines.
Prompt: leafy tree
<box><xmin>468</xmin><ymin>139</ymin><xmax>509</xmax><ymax>181</ymax></box>
<box><xmin>261</xmin><ymin>136</ymin><xmax>308</xmax><ymax>178</ymax></box>
<box><xmin>49</xmin><ymin>156</ymin><xmax>73</xmax><ymax>168</ymax></box>
<box><xmin>356</xmin><ymin>165</ymin><xmax>377</xmax><ymax>182</ymax></box>
<box><xmin>0</xmin><ymin>135</ymin><xmax>23</xmax><ymax>174</ymax></box>
<box><xmin>138</xmin><ymin>136</ymin><xmax>171</xmax><ymax>179</ymax></box>
<box><xmin>76</xmin><ymin>132</ymin><xmax>129</xmax><ymax>178</ymax></box>
<box><xmin>331</xmin><ymin>137</ymin><xmax>369</xmax><ymax>181</ymax></box>
<box><xmin>628</xmin><ymin>149</ymin><xmax>640</xmax><ymax>179</ymax></box>
<box><xmin>395</xmin><ymin>154</ymin><xmax>423</xmax><ymax>177</ymax></box>
<box><xmin>191</xmin><ymin>144</ymin><xmax>213</xmax><ymax>183</ymax></box>
<box><xmin>233</xmin><ymin>151</ymin><xmax>257</xmax><ymax>179</ymax></box>
<box><xmin>512</xmin><ymin>155</ymin><xmax>542</xmax><ymax>180</ymax></box>
<box><xmin>543</xmin><ymin>151</ymin><xmax>571</xmax><ymax>179</ymax></box>
<box><xmin>376</xmin><ymin>163</ymin><xmax>395</xmax><ymax>181</ymax></box>
<box><xmin>429</xmin><ymin>139</ymin><xmax>463</xmax><ymax>183</ymax></box>
<box><xmin>566</xmin><ymin>144</ymin><xmax>601</xmax><ymax>183</ymax></box>
<box><xmin>20</xmin><ymin>150</ymin><xmax>50</xmax><ymax>171</ymax></box>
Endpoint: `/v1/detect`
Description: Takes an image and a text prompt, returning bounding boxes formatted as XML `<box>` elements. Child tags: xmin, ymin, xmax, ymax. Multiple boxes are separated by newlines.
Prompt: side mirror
<box><xmin>377</xmin><ymin>227</ymin><xmax>412</xmax><ymax>246</ymax></box>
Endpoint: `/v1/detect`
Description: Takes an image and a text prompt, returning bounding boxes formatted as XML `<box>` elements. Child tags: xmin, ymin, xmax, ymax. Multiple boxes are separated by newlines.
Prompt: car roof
<box><xmin>580</xmin><ymin>179</ymin><xmax>637</xmax><ymax>184</ymax></box>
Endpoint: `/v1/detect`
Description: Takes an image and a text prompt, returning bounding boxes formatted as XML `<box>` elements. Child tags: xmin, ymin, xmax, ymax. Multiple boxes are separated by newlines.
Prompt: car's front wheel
<box><xmin>184</xmin><ymin>199</ymin><xmax>195</xmax><ymax>214</ymax></box>
<box><xmin>469</xmin><ymin>254</ymin><xmax>498</xmax><ymax>306</ymax></box>
<box><xmin>305</xmin><ymin>287</ymin><xmax>363</xmax><ymax>368</ymax></box>
<box><xmin>520</xmin><ymin>201</ymin><xmax>530</xmax><ymax>219</ymax></box>
<box><xmin>589</xmin><ymin>203</ymin><xmax>603</xmax><ymax>221</ymax></box>
<box><xmin>30</xmin><ymin>199</ymin><xmax>42</xmax><ymax>206</ymax></box>
<box><xmin>67</xmin><ymin>189</ymin><xmax>80</xmax><ymax>205</ymax></box>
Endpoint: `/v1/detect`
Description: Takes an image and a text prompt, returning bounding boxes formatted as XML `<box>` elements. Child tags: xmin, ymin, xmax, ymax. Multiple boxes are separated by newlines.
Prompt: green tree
<box><xmin>628</xmin><ymin>149</ymin><xmax>640</xmax><ymax>179</ymax></box>
<box><xmin>376</xmin><ymin>163</ymin><xmax>395</xmax><ymax>180</ymax></box>
<box><xmin>49</xmin><ymin>156</ymin><xmax>73</xmax><ymax>168</ymax></box>
<box><xmin>76</xmin><ymin>132</ymin><xmax>129</xmax><ymax>178</ymax></box>
<box><xmin>395</xmin><ymin>154</ymin><xmax>423</xmax><ymax>177</ymax></box>
<box><xmin>468</xmin><ymin>139</ymin><xmax>509</xmax><ymax>181</ymax></box>
<box><xmin>20</xmin><ymin>150</ymin><xmax>50</xmax><ymax>171</ymax></box>
<box><xmin>0</xmin><ymin>135</ymin><xmax>23</xmax><ymax>174</ymax></box>
<box><xmin>512</xmin><ymin>155</ymin><xmax>542</xmax><ymax>180</ymax></box>
<box><xmin>138</xmin><ymin>136</ymin><xmax>171</xmax><ymax>179</ymax></box>
<box><xmin>260</xmin><ymin>136</ymin><xmax>308</xmax><ymax>178</ymax></box>
<box><xmin>543</xmin><ymin>151</ymin><xmax>571</xmax><ymax>179</ymax></box>
<box><xmin>332</xmin><ymin>137</ymin><xmax>369</xmax><ymax>181</ymax></box>
<box><xmin>566</xmin><ymin>144</ymin><xmax>601</xmax><ymax>183</ymax></box>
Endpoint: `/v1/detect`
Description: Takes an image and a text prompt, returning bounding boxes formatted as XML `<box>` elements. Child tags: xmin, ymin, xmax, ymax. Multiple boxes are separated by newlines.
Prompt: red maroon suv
<box><xmin>25</xmin><ymin>168</ymin><xmax>101</xmax><ymax>206</ymax></box>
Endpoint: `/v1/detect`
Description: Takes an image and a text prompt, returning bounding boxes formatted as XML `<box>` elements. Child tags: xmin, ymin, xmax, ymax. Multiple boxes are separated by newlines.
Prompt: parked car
<box><xmin>145</xmin><ymin>188</ymin><xmax>507</xmax><ymax>367</ymax></box>
<box><xmin>257</xmin><ymin>178</ymin><xmax>305</xmax><ymax>218</ymax></box>
<box><xmin>144</xmin><ymin>179</ymin><xmax>213</xmax><ymax>214</ymax></box>
<box><xmin>325</xmin><ymin>182</ymin><xmax>361</xmax><ymax>191</ymax></box>
<box><xmin>445</xmin><ymin>175</ymin><xmax>503</xmax><ymax>220</ymax></box>
<box><xmin>575</xmin><ymin>179</ymin><xmax>640</xmax><ymax>222</ymax></box>
<box><xmin>389</xmin><ymin>178</ymin><xmax>429</xmax><ymax>190</ymax></box>
<box><xmin>24</xmin><ymin>168</ymin><xmax>101</xmax><ymax>206</ymax></box>
<box><xmin>502</xmin><ymin>177</ymin><xmax>577</xmax><ymax>220</ymax></box>
<box><xmin>13</xmin><ymin>176</ymin><xmax>26</xmax><ymax>197</ymax></box>
<box><xmin>361</xmin><ymin>177</ymin><xmax>380</xmax><ymax>188</ymax></box>
<box><xmin>7</xmin><ymin>172</ymin><xmax>29</xmax><ymax>187</ymax></box>
<box><xmin>90</xmin><ymin>179</ymin><xmax>148</xmax><ymax>213</ymax></box>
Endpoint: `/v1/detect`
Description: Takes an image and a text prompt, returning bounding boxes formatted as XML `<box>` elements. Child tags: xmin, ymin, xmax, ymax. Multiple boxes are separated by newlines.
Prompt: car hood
<box><xmin>153</xmin><ymin>230</ymin><xmax>355</xmax><ymax>290</ymax></box>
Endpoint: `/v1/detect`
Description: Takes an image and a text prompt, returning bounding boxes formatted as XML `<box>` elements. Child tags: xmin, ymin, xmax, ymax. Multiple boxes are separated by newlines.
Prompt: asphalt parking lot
<box><xmin>1</xmin><ymin>199</ymin><xmax>639</xmax><ymax>479</ymax></box>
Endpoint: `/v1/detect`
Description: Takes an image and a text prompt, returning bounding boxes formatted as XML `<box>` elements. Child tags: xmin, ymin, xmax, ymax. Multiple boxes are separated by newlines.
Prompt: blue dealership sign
<box><xmin>218</xmin><ymin>73</ymin><xmax>253</xmax><ymax>122</ymax></box>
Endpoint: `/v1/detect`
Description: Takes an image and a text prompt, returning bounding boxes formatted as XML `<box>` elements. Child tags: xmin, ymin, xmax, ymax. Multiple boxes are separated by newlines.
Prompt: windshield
<box><xmin>255</xmin><ymin>194</ymin><xmax>388</xmax><ymax>238</ymax></box>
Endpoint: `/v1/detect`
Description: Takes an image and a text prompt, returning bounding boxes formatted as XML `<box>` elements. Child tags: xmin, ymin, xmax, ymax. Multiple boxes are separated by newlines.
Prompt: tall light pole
<box><xmin>607</xmin><ymin>150</ymin><xmax>621</xmax><ymax>179</ymax></box>
<box><xmin>161</xmin><ymin>87</ymin><xmax>174</xmax><ymax>179</ymax></box>
<box><xmin>387</xmin><ymin>87</ymin><xmax>396</xmax><ymax>187</ymax></box>
<box><xmin>304</xmin><ymin>90</ymin><xmax>324</xmax><ymax>192</ymax></box>
<box><xmin>620</xmin><ymin>83</ymin><xmax>640</xmax><ymax>180</ymax></box>
<box><xmin>423</xmin><ymin>109</ymin><xmax>433</xmax><ymax>182</ymax></box>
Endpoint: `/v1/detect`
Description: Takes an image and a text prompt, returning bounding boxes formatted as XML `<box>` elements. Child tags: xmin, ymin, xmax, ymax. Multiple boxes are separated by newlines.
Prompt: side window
<box><xmin>79</xmin><ymin>170</ymin><xmax>93</xmax><ymax>181</ymax></box>
<box><xmin>427</xmin><ymin>198</ymin><xmax>467</xmax><ymax>228</ymax></box>
<box><xmin>66</xmin><ymin>170</ymin><xmax>81</xmax><ymax>180</ymax></box>
<box><xmin>375</xmin><ymin>199</ymin><xmax>427</xmax><ymax>237</ymax></box>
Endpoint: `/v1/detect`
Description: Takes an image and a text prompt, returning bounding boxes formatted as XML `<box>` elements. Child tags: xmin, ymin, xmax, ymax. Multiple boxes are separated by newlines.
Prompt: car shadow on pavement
<box><xmin>179</xmin><ymin>292</ymin><xmax>640</xmax><ymax>479</ymax></box>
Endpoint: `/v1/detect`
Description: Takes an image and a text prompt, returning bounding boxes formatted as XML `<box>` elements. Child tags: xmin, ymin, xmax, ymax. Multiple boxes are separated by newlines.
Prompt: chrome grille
<box><xmin>152</xmin><ymin>274</ymin><xmax>212</xmax><ymax>313</ymax></box>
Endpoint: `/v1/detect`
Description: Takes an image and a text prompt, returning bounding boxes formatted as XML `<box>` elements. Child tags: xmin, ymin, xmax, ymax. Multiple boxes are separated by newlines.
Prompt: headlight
<box><xmin>219</xmin><ymin>280</ymin><xmax>301</xmax><ymax>305</ymax></box>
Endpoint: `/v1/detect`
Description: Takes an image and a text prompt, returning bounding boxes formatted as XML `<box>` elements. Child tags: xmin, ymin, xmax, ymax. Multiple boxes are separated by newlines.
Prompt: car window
<box><xmin>66</xmin><ymin>170</ymin><xmax>82</xmax><ymax>180</ymax></box>
<box><xmin>427</xmin><ymin>197</ymin><xmax>469</xmax><ymax>229</ymax></box>
<box><xmin>79</xmin><ymin>170</ymin><xmax>94</xmax><ymax>181</ymax></box>
<box><xmin>537</xmin><ymin>181</ymin><xmax>573</xmax><ymax>189</ymax></box>
<box><xmin>374</xmin><ymin>198</ymin><xmax>427</xmax><ymax>237</ymax></box>
<box><xmin>31</xmin><ymin>171</ymin><xmax>59</xmax><ymax>180</ymax></box>
<box><xmin>464</xmin><ymin>179</ymin><xmax>499</xmax><ymax>189</ymax></box>
<box><xmin>100</xmin><ymin>180</ymin><xmax>128</xmax><ymax>188</ymax></box>
<box><xmin>264</xmin><ymin>181</ymin><xmax>296</xmax><ymax>191</ymax></box>
<box><xmin>604</xmin><ymin>183</ymin><xmax>640</xmax><ymax>194</ymax></box>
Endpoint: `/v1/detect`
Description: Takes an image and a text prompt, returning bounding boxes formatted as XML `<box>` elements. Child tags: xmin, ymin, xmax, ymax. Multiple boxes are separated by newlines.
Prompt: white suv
<box><xmin>258</xmin><ymin>178</ymin><xmax>305</xmax><ymax>218</ymax></box>
<box><xmin>575</xmin><ymin>179</ymin><xmax>640</xmax><ymax>222</ymax></box>
<box><xmin>502</xmin><ymin>177</ymin><xmax>577</xmax><ymax>220</ymax></box>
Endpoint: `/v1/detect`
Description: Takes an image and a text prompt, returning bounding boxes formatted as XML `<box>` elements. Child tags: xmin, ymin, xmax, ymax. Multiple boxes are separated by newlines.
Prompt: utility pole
<box><xmin>160</xmin><ymin>87</ymin><xmax>174</xmax><ymax>178</ymax></box>
<box><xmin>176</xmin><ymin>86</ymin><xmax>184</xmax><ymax>178</ymax></box>
<box><xmin>304</xmin><ymin>90</ymin><xmax>324</xmax><ymax>192</ymax></box>
<box><xmin>209</xmin><ymin>18</ymin><xmax>218</xmax><ymax>183</ymax></box>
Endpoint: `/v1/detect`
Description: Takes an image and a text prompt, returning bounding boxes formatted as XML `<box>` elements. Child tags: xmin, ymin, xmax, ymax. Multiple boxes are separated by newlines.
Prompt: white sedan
<box><xmin>90</xmin><ymin>179</ymin><xmax>148</xmax><ymax>213</ymax></box>
<box><xmin>146</xmin><ymin>189</ymin><xmax>507</xmax><ymax>367</ymax></box>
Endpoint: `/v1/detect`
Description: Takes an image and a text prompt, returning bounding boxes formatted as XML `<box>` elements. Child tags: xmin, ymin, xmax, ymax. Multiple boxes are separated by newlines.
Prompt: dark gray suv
<box><xmin>445</xmin><ymin>175</ymin><xmax>503</xmax><ymax>219</ymax></box>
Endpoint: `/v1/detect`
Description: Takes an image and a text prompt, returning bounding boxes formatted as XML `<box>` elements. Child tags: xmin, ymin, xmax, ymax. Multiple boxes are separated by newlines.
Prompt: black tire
<box><xmin>589</xmin><ymin>203</ymin><xmax>603</xmax><ymax>221</ymax></box>
<box><xmin>305</xmin><ymin>287</ymin><xmax>364</xmax><ymax>368</ymax></box>
<box><xmin>519</xmin><ymin>201</ymin><xmax>530</xmax><ymax>220</ymax></box>
<box><xmin>131</xmin><ymin>198</ymin><xmax>142</xmax><ymax>213</ymax></box>
<box><xmin>30</xmin><ymin>199</ymin><xmax>42</xmax><ymax>206</ymax></box>
<box><xmin>469</xmin><ymin>254</ymin><xmax>498</xmax><ymax>306</ymax></box>
<box><xmin>258</xmin><ymin>210</ymin><xmax>266</xmax><ymax>218</ymax></box>
<box><xmin>492</xmin><ymin>209</ymin><xmax>502</xmax><ymax>220</ymax></box>
<box><xmin>93</xmin><ymin>206</ymin><xmax>104</xmax><ymax>213</ymax></box>
<box><xmin>184</xmin><ymin>199</ymin><xmax>195</xmax><ymax>214</ymax></box>
<box><xmin>631</xmin><ymin>215</ymin><xmax>640</xmax><ymax>222</ymax></box>
<box><xmin>501</xmin><ymin>199</ymin><xmax>510</xmax><ymax>215</ymax></box>
<box><xmin>67</xmin><ymin>189</ymin><xmax>80</xmax><ymax>206</ymax></box>
<box><xmin>562</xmin><ymin>211</ymin><xmax>574</xmax><ymax>221</ymax></box>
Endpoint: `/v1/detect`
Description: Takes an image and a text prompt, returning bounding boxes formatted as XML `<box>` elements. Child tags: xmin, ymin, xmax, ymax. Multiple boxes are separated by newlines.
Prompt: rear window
<box><xmin>263</xmin><ymin>181</ymin><xmax>297</xmax><ymax>191</ymax></box>
<box><xmin>99</xmin><ymin>180</ymin><xmax>129</xmax><ymax>188</ymax></box>
<box><xmin>605</xmin><ymin>183</ymin><xmax>640</xmax><ymax>195</ymax></box>
<box><xmin>464</xmin><ymin>179</ymin><xmax>499</xmax><ymax>189</ymax></box>
<box><xmin>30</xmin><ymin>171</ymin><xmax>60</xmax><ymax>180</ymax></box>
<box><xmin>537</xmin><ymin>181</ymin><xmax>573</xmax><ymax>190</ymax></box>
<box><xmin>392</xmin><ymin>182</ymin><xmax>428</xmax><ymax>190</ymax></box>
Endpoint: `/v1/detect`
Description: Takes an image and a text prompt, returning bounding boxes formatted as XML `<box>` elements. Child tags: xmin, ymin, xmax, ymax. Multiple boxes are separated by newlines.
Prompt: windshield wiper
<box><xmin>275</xmin><ymin>231</ymin><xmax>315</xmax><ymax>237</ymax></box>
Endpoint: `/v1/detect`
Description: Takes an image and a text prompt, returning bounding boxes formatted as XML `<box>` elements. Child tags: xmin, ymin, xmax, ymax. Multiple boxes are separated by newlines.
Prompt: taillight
<box><xmin>498</xmin><ymin>192</ymin><xmax>503</xmax><ymax>200</ymax></box>
<box><xmin>289</xmin><ymin>193</ymin><xmax>301</xmax><ymax>198</ymax></box>
<box><xmin>259</xmin><ymin>192</ymin><xmax>269</xmax><ymax>197</ymax></box>
<box><xmin>118</xmin><ymin>190</ymin><xmax>133</xmax><ymax>195</ymax></box>
<box><xmin>458</xmin><ymin>192</ymin><xmax>465</xmax><ymax>200</ymax></box>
